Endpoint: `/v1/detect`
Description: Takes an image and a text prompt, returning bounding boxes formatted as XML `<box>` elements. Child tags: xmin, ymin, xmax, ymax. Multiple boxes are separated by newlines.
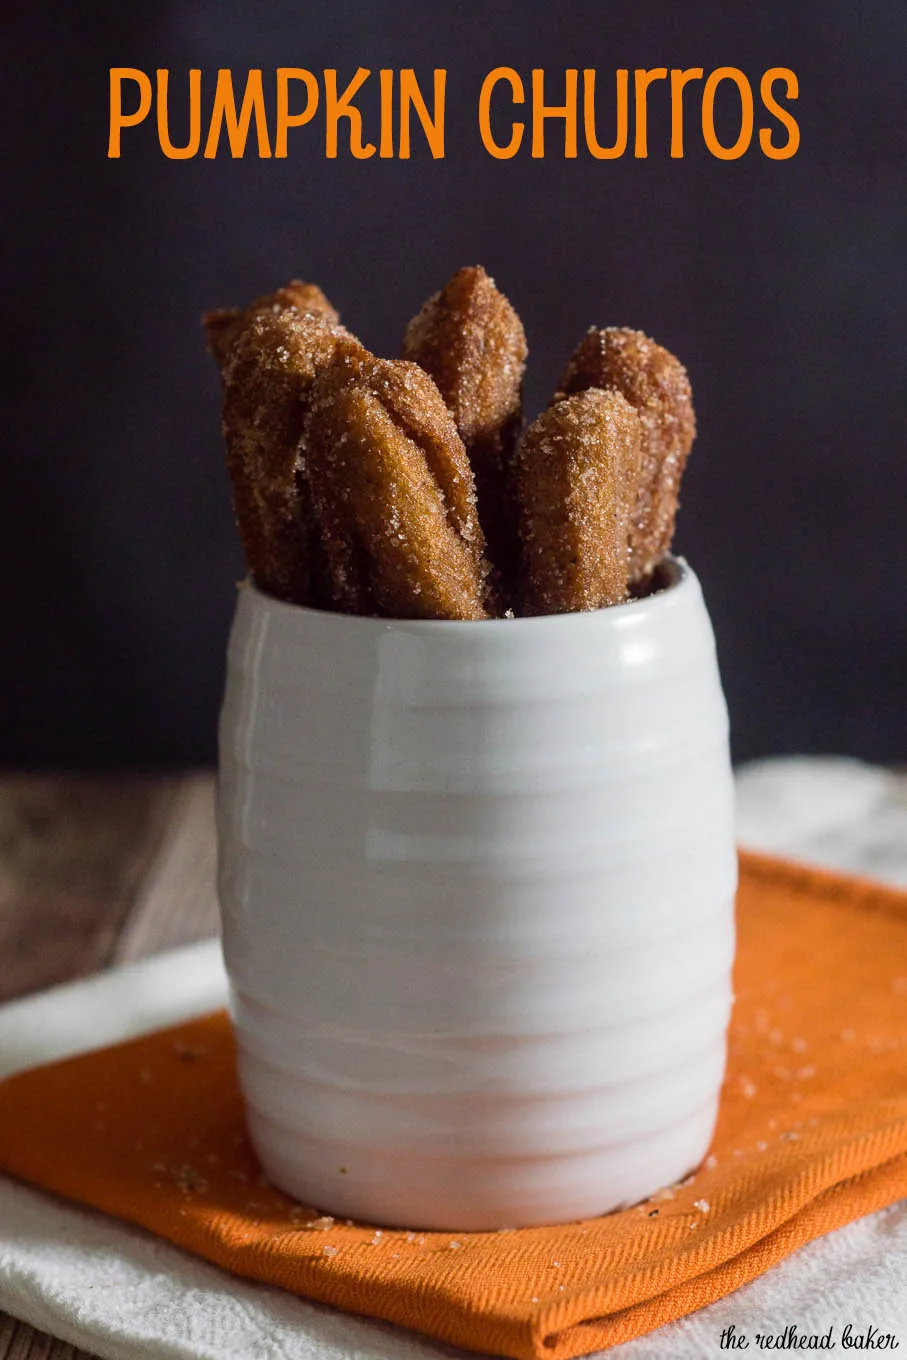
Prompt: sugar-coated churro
<box><xmin>206</xmin><ymin>272</ymin><xmax>698</xmax><ymax>620</ymax></box>
<box><xmin>221</xmin><ymin>309</ymin><xmax>363</xmax><ymax>603</ymax></box>
<box><xmin>556</xmin><ymin>327</ymin><xmax>695</xmax><ymax>583</ymax></box>
<box><xmin>305</xmin><ymin>350</ymin><xmax>489</xmax><ymax>620</ymax></box>
<box><xmin>402</xmin><ymin>266</ymin><xmax>527</xmax><ymax>606</ymax></box>
<box><xmin>516</xmin><ymin>388</ymin><xmax>642</xmax><ymax>615</ymax></box>
<box><xmin>204</xmin><ymin>281</ymin><xmax>339</xmax><ymax>375</ymax></box>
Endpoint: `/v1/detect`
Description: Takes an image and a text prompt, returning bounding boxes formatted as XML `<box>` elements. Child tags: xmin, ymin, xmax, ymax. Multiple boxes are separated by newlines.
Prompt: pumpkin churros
<box><xmin>204</xmin><ymin>270</ymin><xmax>696</xmax><ymax>620</ymax></box>
<box><xmin>402</xmin><ymin>266</ymin><xmax>527</xmax><ymax>607</ymax></box>
<box><xmin>305</xmin><ymin>351</ymin><xmax>489</xmax><ymax>620</ymax></box>
<box><xmin>220</xmin><ymin>309</ymin><xmax>363</xmax><ymax>604</ymax></box>
<box><xmin>516</xmin><ymin>389</ymin><xmax>642</xmax><ymax>615</ymax></box>
<box><xmin>557</xmin><ymin>326</ymin><xmax>696</xmax><ymax>585</ymax></box>
<box><xmin>204</xmin><ymin>280</ymin><xmax>339</xmax><ymax>375</ymax></box>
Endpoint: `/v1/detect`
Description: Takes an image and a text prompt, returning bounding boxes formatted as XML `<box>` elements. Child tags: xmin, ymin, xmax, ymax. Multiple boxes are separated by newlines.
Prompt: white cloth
<box><xmin>2</xmin><ymin>757</ymin><xmax>907</xmax><ymax>1360</ymax></box>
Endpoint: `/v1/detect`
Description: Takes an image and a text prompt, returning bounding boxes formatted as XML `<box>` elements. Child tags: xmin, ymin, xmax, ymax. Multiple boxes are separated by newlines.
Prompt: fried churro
<box><xmin>204</xmin><ymin>281</ymin><xmax>339</xmax><ymax>375</ymax></box>
<box><xmin>206</xmin><ymin>270</ymin><xmax>699</xmax><ymax>621</ymax></box>
<box><xmin>557</xmin><ymin>327</ymin><xmax>695</xmax><ymax>583</ymax></box>
<box><xmin>402</xmin><ymin>266</ymin><xmax>527</xmax><ymax>605</ymax></box>
<box><xmin>221</xmin><ymin>309</ymin><xmax>363</xmax><ymax>604</ymax></box>
<box><xmin>516</xmin><ymin>388</ymin><xmax>642</xmax><ymax>615</ymax></box>
<box><xmin>305</xmin><ymin>351</ymin><xmax>489</xmax><ymax>620</ymax></box>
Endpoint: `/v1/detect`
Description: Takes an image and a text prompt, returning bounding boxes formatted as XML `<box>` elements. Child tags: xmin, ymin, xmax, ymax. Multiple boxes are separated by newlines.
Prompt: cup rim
<box><xmin>238</xmin><ymin>555</ymin><xmax>692</xmax><ymax>632</ymax></box>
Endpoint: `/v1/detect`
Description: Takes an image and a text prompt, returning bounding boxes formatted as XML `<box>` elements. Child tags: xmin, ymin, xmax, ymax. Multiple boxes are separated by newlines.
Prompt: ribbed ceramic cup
<box><xmin>216</xmin><ymin>558</ymin><xmax>737</xmax><ymax>1230</ymax></box>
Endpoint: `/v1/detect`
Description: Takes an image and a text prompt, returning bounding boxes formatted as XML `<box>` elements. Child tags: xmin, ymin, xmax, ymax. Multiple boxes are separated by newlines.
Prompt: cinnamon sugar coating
<box><xmin>204</xmin><ymin>281</ymin><xmax>339</xmax><ymax>375</ymax></box>
<box><xmin>557</xmin><ymin>327</ymin><xmax>695</xmax><ymax>582</ymax></box>
<box><xmin>221</xmin><ymin>310</ymin><xmax>363</xmax><ymax>604</ymax></box>
<box><xmin>516</xmin><ymin>389</ymin><xmax>641</xmax><ymax>615</ymax></box>
<box><xmin>402</xmin><ymin>266</ymin><xmax>527</xmax><ymax>606</ymax></box>
<box><xmin>305</xmin><ymin>351</ymin><xmax>489</xmax><ymax>620</ymax></box>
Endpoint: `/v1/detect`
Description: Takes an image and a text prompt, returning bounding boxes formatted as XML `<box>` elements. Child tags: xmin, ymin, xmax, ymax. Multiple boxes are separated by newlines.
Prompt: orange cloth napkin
<box><xmin>1</xmin><ymin>851</ymin><xmax>907</xmax><ymax>1360</ymax></box>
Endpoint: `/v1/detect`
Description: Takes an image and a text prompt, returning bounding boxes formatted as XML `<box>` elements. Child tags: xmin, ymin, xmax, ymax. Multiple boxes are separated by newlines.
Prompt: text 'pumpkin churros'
<box><xmin>204</xmin><ymin>270</ymin><xmax>696</xmax><ymax>619</ymax></box>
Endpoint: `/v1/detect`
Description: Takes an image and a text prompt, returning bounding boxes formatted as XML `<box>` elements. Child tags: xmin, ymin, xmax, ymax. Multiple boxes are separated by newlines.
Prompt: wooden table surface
<box><xmin>0</xmin><ymin>772</ymin><xmax>220</xmax><ymax>1360</ymax></box>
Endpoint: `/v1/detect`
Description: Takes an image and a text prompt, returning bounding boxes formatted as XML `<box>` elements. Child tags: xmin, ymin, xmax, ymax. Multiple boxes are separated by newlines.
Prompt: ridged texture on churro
<box><xmin>516</xmin><ymin>389</ymin><xmax>642</xmax><ymax>615</ymax></box>
<box><xmin>305</xmin><ymin>351</ymin><xmax>489</xmax><ymax>620</ymax></box>
<box><xmin>221</xmin><ymin>310</ymin><xmax>363</xmax><ymax>604</ymax></box>
<box><xmin>204</xmin><ymin>281</ymin><xmax>339</xmax><ymax>375</ymax></box>
<box><xmin>557</xmin><ymin>327</ymin><xmax>695</xmax><ymax>583</ymax></box>
<box><xmin>402</xmin><ymin>266</ymin><xmax>527</xmax><ymax>606</ymax></box>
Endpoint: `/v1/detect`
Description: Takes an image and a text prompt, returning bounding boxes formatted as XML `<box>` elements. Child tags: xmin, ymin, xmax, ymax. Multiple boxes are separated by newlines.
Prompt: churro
<box><xmin>305</xmin><ymin>350</ymin><xmax>489</xmax><ymax>620</ymax></box>
<box><xmin>516</xmin><ymin>388</ymin><xmax>641</xmax><ymax>615</ymax></box>
<box><xmin>204</xmin><ymin>280</ymin><xmax>339</xmax><ymax>375</ymax></box>
<box><xmin>221</xmin><ymin>309</ymin><xmax>363</xmax><ymax>604</ymax></box>
<box><xmin>402</xmin><ymin>266</ymin><xmax>527</xmax><ymax>605</ymax></box>
<box><xmin>557</xmin><ymin>327</ymin><xmax>695</xmax><ymax>583</ymax></box>
<box><xmin>206</xmin><ymin>272</ymin><xmax>699</xmax><ymax>621</ymax></box>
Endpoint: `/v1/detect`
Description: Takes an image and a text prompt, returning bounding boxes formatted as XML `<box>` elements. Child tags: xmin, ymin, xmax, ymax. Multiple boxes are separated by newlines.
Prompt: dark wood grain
<box><xmin>0</xmin><ymin>772</ymin><xmax>219</xmax><ymax>1360</ymax></box>
<box><xmin>0</xmin><ymin>1315</ymin><xmax>86</xmax><ymax>1359</ymax></box>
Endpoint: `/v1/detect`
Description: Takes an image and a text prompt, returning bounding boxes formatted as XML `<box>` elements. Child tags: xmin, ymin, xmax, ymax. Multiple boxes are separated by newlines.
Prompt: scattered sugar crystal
<box><xmin>694</xmin><ymin>1200</ymin><xmax>710</xmax><ymax>1213</ymax></box>
<box><xmin>172</xmin><ymin>1164</ymin><xmax>208</xmax><ymax>1194</ymax></box>
<box><xmin>323</xmin><ymin>1244</ymin><xmax>339</xmax><ymax>1257</ymax></box>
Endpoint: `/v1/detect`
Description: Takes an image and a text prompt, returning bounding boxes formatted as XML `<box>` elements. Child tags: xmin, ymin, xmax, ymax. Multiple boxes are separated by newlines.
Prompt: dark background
<box><xmin>3</xmin><ymin>2</ymin><xmax>905</xmax><ymax>768</ymax></box>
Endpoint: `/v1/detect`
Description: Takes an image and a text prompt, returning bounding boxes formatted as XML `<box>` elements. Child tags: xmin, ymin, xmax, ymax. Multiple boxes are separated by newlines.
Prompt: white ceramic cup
<box><xmin>216</xmin><ymin>558</ymin><xmax>737</xmax><ymax>1230</ymax></box>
